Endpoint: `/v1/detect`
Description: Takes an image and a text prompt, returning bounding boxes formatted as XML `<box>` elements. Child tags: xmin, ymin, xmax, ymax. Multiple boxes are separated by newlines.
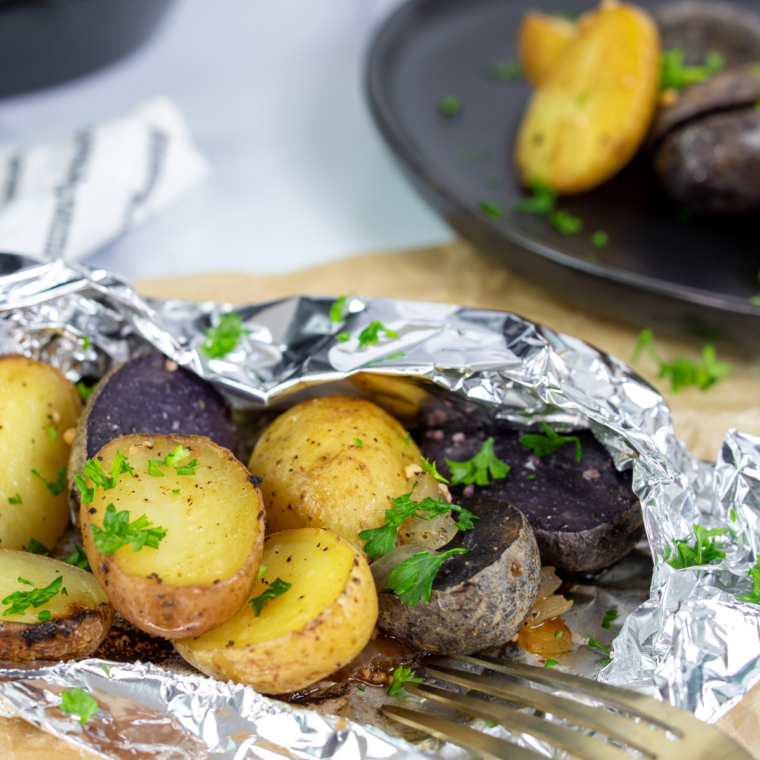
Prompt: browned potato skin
<box><xmin>175</xmin><ymin>529</ymin><xmax>378</xmax><ymax>694</ymax></box>
<box><xmin>519</xmin><ymin>11</ymin><xmax>579</xmax><ymax>86</ymax></box>
<box><xmin>0</xmin><ymin>605</ymin><xmax>114</xmax><ymax>661</ymax></box>
<box><xmin>249</xmin><ymin>395</ymin><xmax>438</xmax><ymax>553</ymax></box>
<box><xmin>81</xmin><ymin>435</ymin><xmax>266</xmax><ymax>639</ymax></box>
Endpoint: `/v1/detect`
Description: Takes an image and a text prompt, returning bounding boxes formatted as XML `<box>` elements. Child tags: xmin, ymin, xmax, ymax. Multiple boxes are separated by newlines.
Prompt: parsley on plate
<box><xmin>387</xmin><ymin>665</ymin><xmax>423</xmax><ymax>696</ymax></box>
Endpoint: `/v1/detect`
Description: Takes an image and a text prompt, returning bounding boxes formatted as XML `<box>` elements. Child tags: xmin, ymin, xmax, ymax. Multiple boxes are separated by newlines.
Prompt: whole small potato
<box><xmin>248</xmin><ymin>395</ymin><xmax>439</xmax><ymax>552</ymax></box>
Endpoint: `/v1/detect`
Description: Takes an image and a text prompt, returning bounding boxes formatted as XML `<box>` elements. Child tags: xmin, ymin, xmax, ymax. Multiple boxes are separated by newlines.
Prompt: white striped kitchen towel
<box><xmin>0</xmin><ymin>97</ymin><xmax>209</xmax><ymax>262</ymax></box>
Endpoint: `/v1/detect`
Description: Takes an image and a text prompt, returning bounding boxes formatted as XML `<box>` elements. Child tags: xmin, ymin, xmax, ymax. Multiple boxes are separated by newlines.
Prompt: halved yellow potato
<box><xmin>248</xmin><ymin>395</ymin><xmax>439</xmax><ymax>554</ymax></box>
<box><xmin>80</xmin><ymin>434</ymin><xmax>265</xmax><ymax>639</ymax></box>
<box><xmin>0</xmin><ymin>355</ymin><xmax>82</xmax><ymax>551</ymax></box>
<box><xmin>519</xmin><ymin>11</ymin><xmax>579</xmax><ymax>86</ymax></box>
<box><xmin>175</xmin><ymin>528</ymin><xmax>378</xmax><ymax>694</ymax></box>
<box><xmin>0</xmin><ymin>549</ymin><xmax>113</xmax><ymax>660</ymax></box>
<box><xmin>515</xmin><ymin>1</ymin><xmax>661</xmax><ymax>194</ymax></box>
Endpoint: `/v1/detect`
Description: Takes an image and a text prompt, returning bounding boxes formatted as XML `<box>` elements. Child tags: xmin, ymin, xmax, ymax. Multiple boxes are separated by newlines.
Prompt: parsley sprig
<box><xmin>660</xmin><ymin>48</ymin><xmax>724</xmax><ymax>91</ymax></box>
<box><xmin>59</xmin><ymin>688</ymin><xmax>98</xmax><ymax>724</ymax></box>
<box><xmin>32</xmin><ymin>466</ymin><xmax>67</xmax><ymax>497</ymax></box>
<box><xmin>519</xmin><ymin>423</ymin><xmax>581</xmax><ymax>461</ymax></box>
<box><xmin>633</xmin><ymin>330</ymin><xmax>731</xmax><ymax>392</ymax></box>
<box><xmin>359</xmin><ymin>487</ymin><xmax>478</xmax><ymax>561</ymax></box>
<box><xmin>250</xmin><ymin>577</ymin><xmax>291</xmax><ymax>616</ymax></box>
<box><xmin>666</xmin><ymin>523</ymin><xmax>728</xmax><ymax>569</ymax></box>
<box><xmin>420</xmin><ymin>456</ymin><xmax>448</xmax><ymax>484</ymax></box>
<box><xmin>75</xmin><ymin>452</ymin><xmax>134</xmax><ymax>504</ymax></box>
<box><xmin>202</xmin><ymin>310</ymin><xmax>249</xmax><ymax>359</ymax></box>
<box><xmin>387</xmin><ymin>548</ymin><xmax>470</xmax><ymax>607</ymax></box>
<box><xmin>738</xmin><ymin>560</ymin><xmax>760</xmax><ymax>605</ymax></box>
<box><xmin>388</xmin><ymin>665</ymin><xmax>424</xmax><ymax>696</ymax></box>
<box><xmin>358</xmin><ymin>320</ymin><xmax>398</xmax><ymax>349</ymax></box>
<box><xmin>2</xmin><ymin>575</ymin><xmax>64</xmax><ymax>618</ymax></box>
<box><xmin>446</xmin><ymin>437</ymin><xmax>510</xmax><ymax>486</ymax></box>
<box><xmin>91</xmin><ymin>504</ymin><xmax>167</xmax><ymax>556</ymax></box>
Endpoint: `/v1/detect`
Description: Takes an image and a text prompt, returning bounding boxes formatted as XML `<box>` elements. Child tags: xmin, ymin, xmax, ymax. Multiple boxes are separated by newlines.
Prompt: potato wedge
<box><xmin>79</xmin><ymin>434</ymin><xmax>265</xmax><ymax>639</ymax></box>
<box><xmin>0</xmin><ymin>355</ymin><xmax>82</xmax><ymax>551</ymax></box>
<box><xmin>515</xmin><ymin>1</ymin><xmax>660</xmax><ymax>194</ymax></box>
<box><xmin>0</xmin><ymin>549</ymin><xmax>113</xmax><ymax>660</ymax></box>
<box><xmin>175</xmin><ymin>528</ymin><xmax>378</xmax><ymax>694</ymax></box>
<box><xmin>519</xmin><ymin>11</ymin><xmax>579</xmax><ymax>86</ymax></box>
<box><xmin>248</xmin><ymin>395</ymin><xmax>440</xmax><ymax>553</ymax></box>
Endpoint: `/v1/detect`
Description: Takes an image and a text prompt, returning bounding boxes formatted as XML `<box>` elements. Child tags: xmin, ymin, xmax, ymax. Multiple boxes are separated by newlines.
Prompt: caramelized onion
<box><xmin>537</xmin><ymin>566</ymin><xmax>562</xmax><ymax>600</ymax></box>
<box><xmin>518</xmin><ymin>616</ymin><xmax>573</xmax><ymax>656</ymax></box>
<box><xmin>523</xmin><ymin>593</ymin><xmax>573</xmax><ymax>627</ymax></box>
<box><xmin>398</xmin><ymin>512</ymin><xmax>458</xmax><ymax>550</ymax></box>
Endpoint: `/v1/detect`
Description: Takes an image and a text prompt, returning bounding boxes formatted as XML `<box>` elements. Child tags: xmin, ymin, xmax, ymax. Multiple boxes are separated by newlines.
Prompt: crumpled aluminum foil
<box><xmin>0</xmin><ymin>253</ymin><xmax>759</xmax><ymax>758</ymax></box>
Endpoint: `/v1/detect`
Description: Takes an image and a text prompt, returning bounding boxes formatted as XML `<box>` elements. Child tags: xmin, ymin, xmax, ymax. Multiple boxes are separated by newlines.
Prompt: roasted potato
<box><xmin>515</xmin><ymin>1</ymin><xmax>661</xmax><ymax>194</ymax></box>
<box><xmin>0</xmin><ymin>355</ymin><xmax>82</xmax><ymax>551</ymax></box>
<box><xmin>376</xmin><ymin>498</ymin><xmax>540</xmax><ymax>655</ymax></box>
<box><xmin>248</xmin><ymin>396</ymin><xmax>440</xmax><ymax>553</ymax></box>
<box><xmin>519</xmin><ymin>11</ymin><xmax>579</xmax><ymax>86</ymax></box>
<box><xmin>175</xmin><ymin>528</ymin><xmax>378</xmax><ymax>694</ymax></box>
<box><xmin>79</xmin><ymin>434</ymin><xmax>265</xmax><ymax>639</ymax></box>
<box><xmin>69</xmin><ymin>353</ymin><xmax>238</xmax><ymax>522</ymax></box>
<box><xmin>0</xmin><ymin>549</ymin><xmax>113</xmax><ymax>660</ymax></box>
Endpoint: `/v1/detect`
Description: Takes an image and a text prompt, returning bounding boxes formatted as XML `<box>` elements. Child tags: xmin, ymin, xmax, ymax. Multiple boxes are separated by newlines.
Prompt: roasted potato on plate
<box><xmin>0</xmin><ymin>355</ymin><xmax>82</xmax><ymax>551</ymax></box>
<box><xmin>175</xmin><ymin>528</ymin><xmax>378</xmax><ymax>694</ymax></box>
<box><xmin>0</xmin><ymin>549</ymin><xmax>113</xmax><ymax>660</ymax></box>
<box><xmin>249</xmin><ymin>395</ymin><xmax>440</xmax><ymax>553</ymax></box>
<box><xmin>79</xmin><ymin>434</ymin><xmax>265</xmax><ymax>639</ymax></box>
<box><xmin>519</xmin><ymin>10</ymin><xmax>579</xmax><ymax>86</ymax></box>
<box><xmin>515</xmin><ymin>1</ymin><xmax>661</xmax><ymax>194</ymax></box>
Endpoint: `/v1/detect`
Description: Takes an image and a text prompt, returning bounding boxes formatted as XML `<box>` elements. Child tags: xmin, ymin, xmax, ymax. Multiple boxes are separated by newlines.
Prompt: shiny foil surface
<box><xmin>0</xmin><ymin>254</ymin><xmax>759</xmax><ymax>758</ymax></box>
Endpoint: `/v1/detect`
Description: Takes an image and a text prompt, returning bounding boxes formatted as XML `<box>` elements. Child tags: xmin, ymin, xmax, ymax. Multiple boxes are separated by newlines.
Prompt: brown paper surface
<box><xmin>7</xmin><ymin>240</ymin><xmax>760</xmax><ymax>756</ymax></box>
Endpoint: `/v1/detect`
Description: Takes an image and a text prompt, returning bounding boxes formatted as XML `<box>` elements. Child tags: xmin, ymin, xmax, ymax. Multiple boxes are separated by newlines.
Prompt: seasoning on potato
<box><xmin>0</xmin><ymin>355</ymin><xmax>82</xmax><ymax>551</ymax></box>
<box><xmin>515</xmin><ymin>0</ymin><xmax>661</xmax><ymax>195</ymax></box>
<box><xmin>248</xmin><ymin>395</ymin><xmax>442</xmax><ymax>553</ymax></box>
<box><xmin>175</xmin><ymin>528</ymin><xmax>378</xmax><ymax>694</ymax></box>
<box><xmin>0</xmin><ymin>549</ymin><xmax>113</xmax><ymax>661</ymax></box>
<box><xmin>78</xmin><ymin>434</ymin><xmax>265</xmax><ymax>639</ymax></box>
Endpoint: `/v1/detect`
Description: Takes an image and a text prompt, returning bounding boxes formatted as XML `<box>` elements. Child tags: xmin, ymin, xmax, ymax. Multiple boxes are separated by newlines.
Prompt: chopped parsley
<box><xmin>357</xmin><ymin>684</ymin><xmax>366</xmax><ymax>692</ymax></box>
<box><xmin>354</xmin><ymin>437</ymin><xmax>363</xmax><ymax>448</ymax></box>
<box><xmin>257</xmin><ymin>564</ymin><xmax>268</xmax><ymax>581</ymax></box>
<box><xmin>82</xmin><ymin>335</ymin><xmax>91</xmax><ymax>350</ymax></box>
<box><xmin>447</xmin><ymin>437</ymin><xmax>510</xmax><ymax>486</ymax></box>
<box><xmin>336</xmin><ymin>331</ymin><xmax>351</xmax><ymax>343</ymax></box>
<box><xmin>660</xmin><ymin>48</ymin><xmax>724</xmax><ymax>91</ymax></box>
<box><xmin>485</xmin><ymin>59</ymin><xmax>522</xmax><ymax>83</ymax></box>
<box><xmin>175</xmin><ymin>459</ymin><xmax>198</xmax><ymax>476</ymax></box>
<box><xmin>202</xmin><ymin>310</ymin><xmax>249</xmax><ymax>359</ymax></box>
<box><xmin>738</xmin><ymin>560</ymin><xmax>760</xmax><ymax>605</ymax></box>
<box><xmin>45</xmin><ymin>424</ymin><xmax>58</xmax><ymax>442</ymax></box>
<box><xmin>32</xmin><ymin>466</ymin><xmax>67</xmax><ymax>497</ymax></box>
<box><xmin>666</xmin><ymin>523</ymin><xmax>728</xmax><ymax>569</ymax></box>
<box><xmin>550</xmin><ymin>209</ymin><xmax>583</xmax><ymax>236</ymax></box>
<box><xmin>519</xmin><ymin>422</ymin><xmax>581</xmax><ymax>461</ymax></box>
<box><xmin>75</xmin><ymin>452</ymin><xmax>134</xmax><ymax>504</ymax></box>
<box><xmin>76</xmin><ymin>381</ymin><xmax>96</xmax><ymax>403</ymax></box>
<box><xmin>388</xmin><ymin>665</ymin><xmax>423</xmax><ymax>696</ymax></box>
<box><xmin>633</xmin><ymin>329</ymin><xmax>731</xmax><ymax>392</ymax></box>
<box><xmin>588</xmin><ymin>636</ymin><xmax>612</xmax><ymax>665</ymax></box>
<box><xmin>526</xmin><ymin>473</ymin><xmax>536</xmax><ymax>480</ymax></box>
<box><xmin>8</xmin><ymin>493</ymin><xmax>21</xmax><ymax>505</ymax></box>
<box><xmin>38</xmin><ymin>610</ymin><xmax>52</xmax><ymax>621</ymax></box>
<box><xmin>2</xmin><ymin>575</ymin><xmax>63</xmax><ymax>617</ymax></box>
<box><xmin>591</xmin><ymin>230</ymin><xmax>609</xmax><ymax>248</ymax></box>
<box><xmin>513</xmin><ymin>179</ymin><xmax>582</xmax><ymax>235</ymax></box>
<box><xmin>359</xmin><ymin>487</ymin><xmax>478</xmax><ymax>561</ymax></box>
<box><xmin>387</xmin><ymin>548</ymin><xmax>470</xmax><ymax>607</ymax></box>
<box><xmin>163</xmin><ymin>445</ymin><xmax>192</xmax><ymax>467</ymax></box>
<box><xmin>330</xmin><ymin>295</ymin><xmax>350</xmax><ymax>322</ymax></box>
<box><xmin>24</xmin><ymin>539</ymin><xmax>49</xmax><ymax>556</ymax></box>
<box><xmin>172</xmin><ymin>489</ymin><xmax>180</xmax><ymax>495</ymax></box>
<box><xmin>544</xmin><ymin>659</ymin><xmax>559</xmax><ymax>668</ymax></box>
<box><xmin>601</xmin><ymin>609</ymin><xmax>618</xmax><ymax>630</ymax></box>
<box><xmin>420</xmin><ymin>456</ymin><xmax>448</xmax><ymax>484</ymax></box>
<box><xmin>250</xmin><ymin>577</ymin><xmax>291</xmax><ymax>616</ymax></box>
<box><xmin>358</xmin><ymin>320</ymin><xmax>398</xmax><ymax>349</ymax></box>
<box><xmin>91</xmin><ymin>504</ymin><xmax>167</xmax><ymax>556</ymax></box>
<box><xmin>148</xmin><ymin>461</ymin><xmax>165</xmax><ymax>477</ymax></box>
<box><xmin>63</xmin><ymin>545</ymin><xmax>90</xmax><ymax>571</ymax></box>
<box><xmin>59</xmin><ymin>688</ymin><xmax>98</xmax><ymax>724</ymax></box>
<box><xmin>554</xmin><ymin>630</ymin><xmax>563</xmax><ymax>639</ymax></box>
<box><xmin>479</xmin><ymin>200</ymin><xmax>504</xmax><ymax>219</ymax></box>
<box><xmin>403</xmin><ymin>432</ymin><xmax>411</xmax><ymax>446</ymax></box>
<box><xmin>147</xmin><ymin>446</ymin><xmax>197</xmax><ymax>477</ymax></box>
<box><xmin>438</xmin><ymin>94</ymin><xmax>462</xmax><ymax>116</ymax></box>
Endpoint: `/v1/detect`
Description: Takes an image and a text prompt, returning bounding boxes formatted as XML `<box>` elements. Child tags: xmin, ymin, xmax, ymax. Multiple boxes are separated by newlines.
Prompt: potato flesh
<box><xmin>519</xmin><ymin>11</ymin><xmax>579</xmax><ymax>86</ymax></box>
<box><xmin>184</xmin><ymin>528</ymin><xmax>354</xmax><ymax>650</ymax></box>
<box><xmin>0</xmin><ymin>357</ymin><xmax>82</xmax><ymax>550</ymax></box>
<box><xmin>92</xmin><ymin>438</ymin><xmax>261</xmax><ymax>585</ymax></box>
<box><xmin>249</xmin><ymin>396</ymin><xmax>439</xmax><ymax>552</ymax></box>
<box><xmin>515</xmin><ymin>2</ymin><xmax>660</xmax><ymax>194</ymax></box>
<box><xmin>0</xmin><ymin>550</ymin><xmax>108</xmax><ymax>624</ymax></box>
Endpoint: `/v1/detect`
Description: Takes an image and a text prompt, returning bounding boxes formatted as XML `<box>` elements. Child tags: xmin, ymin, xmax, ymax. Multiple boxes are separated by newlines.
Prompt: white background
<box><xmin>0</xmin><ymin>0</ymin><xmax>450</xmax><ymax>279</ymax></box>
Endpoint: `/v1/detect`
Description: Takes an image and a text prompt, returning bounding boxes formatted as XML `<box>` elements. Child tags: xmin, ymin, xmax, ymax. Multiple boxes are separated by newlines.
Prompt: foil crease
<box><xmin>0</xmin><ymin>254</ymin><xmax>759</xmax><ymax>755</ymax></box>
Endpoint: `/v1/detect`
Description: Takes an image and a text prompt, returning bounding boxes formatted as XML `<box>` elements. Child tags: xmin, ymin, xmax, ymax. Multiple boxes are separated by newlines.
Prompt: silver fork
<box><xmin>381</xmin><ymin>654</ymin><xmax>752</xmax><ymax>760</ymax></box>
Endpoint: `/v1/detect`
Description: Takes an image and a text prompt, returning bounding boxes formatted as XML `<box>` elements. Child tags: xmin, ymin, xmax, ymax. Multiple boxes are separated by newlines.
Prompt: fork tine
<box><xmin>406</xmin><ymin>682</ymin><xmax>635</xmax><ymax>760</ymax></box>
<box><xmin>381</xmin><ymin>704</ymin><xmax>544</xmax><ymax>760</ymax></box>
<box><xmin>426</xmin><ymin>664</ymin><xmax>662</xmax><ymax>754</ymax></box>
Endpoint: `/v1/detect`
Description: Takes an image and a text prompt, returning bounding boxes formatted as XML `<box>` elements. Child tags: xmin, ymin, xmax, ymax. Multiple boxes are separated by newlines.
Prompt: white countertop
<box><xmin>0</xmin><ymin>0</ymin><xmax>450</xmax><ymax>280</ymax></box>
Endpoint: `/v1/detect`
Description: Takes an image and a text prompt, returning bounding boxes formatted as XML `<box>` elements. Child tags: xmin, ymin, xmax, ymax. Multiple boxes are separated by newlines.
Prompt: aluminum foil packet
<box><xmin>1</xmin><ymin>254</ymin><xmax>759</xmax><ymax>758</ymax></box>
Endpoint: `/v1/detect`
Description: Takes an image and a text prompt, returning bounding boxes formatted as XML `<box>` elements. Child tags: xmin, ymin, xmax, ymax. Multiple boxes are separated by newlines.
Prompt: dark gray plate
<box><xmin>366</xmin><ymin>0</ymin><xmax>760</xmax><ymax>352</ymax></box>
